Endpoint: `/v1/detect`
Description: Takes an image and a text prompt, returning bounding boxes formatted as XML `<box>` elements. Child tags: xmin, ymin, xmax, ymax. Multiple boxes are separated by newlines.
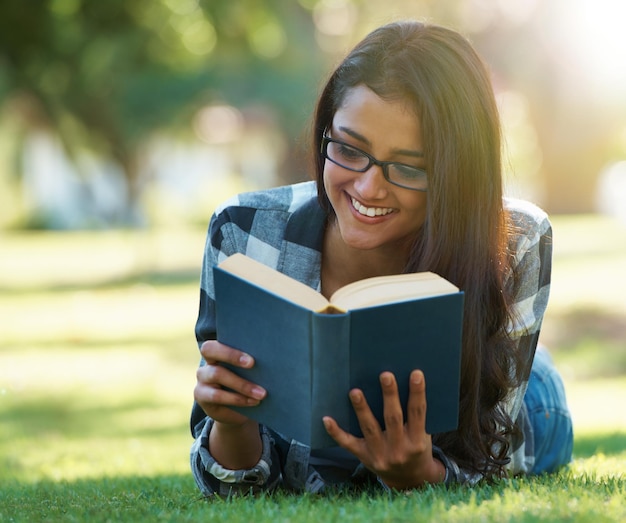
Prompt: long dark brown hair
<box><xmin>312</xmin><ymin>20</ymin><xmax>523</xmax><ymax>478</ymax></box>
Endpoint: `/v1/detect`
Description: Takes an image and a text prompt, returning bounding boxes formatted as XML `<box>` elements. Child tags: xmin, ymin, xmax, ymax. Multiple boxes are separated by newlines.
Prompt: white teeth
<box><xmin>351</xmin><ymin>197</ymin><xmax>394</xmax><ymax>217</ymax></box>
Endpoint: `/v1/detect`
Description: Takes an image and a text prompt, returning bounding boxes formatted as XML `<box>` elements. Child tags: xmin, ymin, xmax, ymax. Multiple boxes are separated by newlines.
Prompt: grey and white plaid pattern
<box><xmin>190</xmin><ymin>181</ymin><xmax>552</xmax><ymax>493</ymax></box>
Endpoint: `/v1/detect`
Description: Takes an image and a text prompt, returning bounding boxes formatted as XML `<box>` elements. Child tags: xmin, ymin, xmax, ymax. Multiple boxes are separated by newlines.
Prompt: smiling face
<box><xmin>323</xmin><ymin>85</ymin><xmax>428</xmax><ymax>258</ymax></box>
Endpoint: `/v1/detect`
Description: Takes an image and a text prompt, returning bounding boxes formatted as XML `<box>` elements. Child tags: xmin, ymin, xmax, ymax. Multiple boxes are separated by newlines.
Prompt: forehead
<box><xmin>333</xmin><ymin>85</ymin><xmax>422</xmax><ymax>150</ymax></box>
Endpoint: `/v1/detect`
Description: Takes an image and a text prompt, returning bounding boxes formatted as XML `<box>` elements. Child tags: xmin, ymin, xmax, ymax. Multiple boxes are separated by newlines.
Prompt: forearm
<box><xmin>208</xmin><ymin>419</ymin><xmax>262</xmax><ymax>470</ymax></box>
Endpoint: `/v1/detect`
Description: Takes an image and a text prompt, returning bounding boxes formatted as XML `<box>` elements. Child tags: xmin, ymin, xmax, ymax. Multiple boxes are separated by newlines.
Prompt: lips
<box><xmin>351</xmin><ymin>196</ymin><xmax>395</xmax><ymax>217</ymax></box>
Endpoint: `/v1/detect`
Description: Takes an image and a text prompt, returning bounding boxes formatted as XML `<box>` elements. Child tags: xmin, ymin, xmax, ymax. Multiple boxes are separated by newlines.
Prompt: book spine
<box><xmin>310</xmin><ymin>312</ymin><xmax>351</xmax><ymax>448</ymax></box>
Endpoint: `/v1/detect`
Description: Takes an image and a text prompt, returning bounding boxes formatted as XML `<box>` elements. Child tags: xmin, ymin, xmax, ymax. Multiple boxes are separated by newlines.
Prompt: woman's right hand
<box><xmin>194</xmin><ymin>340</ymin><xmax>267</xmax><ymax>427</ymax></box>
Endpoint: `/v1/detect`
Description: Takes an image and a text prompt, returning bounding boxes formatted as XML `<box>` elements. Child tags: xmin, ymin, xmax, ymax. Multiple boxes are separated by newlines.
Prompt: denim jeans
<box><xmin>524</xmin><ymin>347</ymin><xmax>574</xmax><ymax>473</ymax></box>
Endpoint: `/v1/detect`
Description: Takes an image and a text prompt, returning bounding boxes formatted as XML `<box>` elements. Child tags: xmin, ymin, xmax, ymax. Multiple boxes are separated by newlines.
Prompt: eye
<box><xmin>391</xmin><ymin>164</ymin><xmax>427</xmax><ymax>180</ymax></box>
<box><xmin>336</xmin><ymin>142</ymin><xmax>365</xmax><ymax>162</ymax></box>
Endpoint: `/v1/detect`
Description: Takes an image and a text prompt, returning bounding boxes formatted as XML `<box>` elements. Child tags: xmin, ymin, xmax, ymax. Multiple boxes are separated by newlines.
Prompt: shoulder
<box><xmin>214</xmin><ymin>181</ymin><xmax>317</xmax><ymax>217</ymax></box>
<box><xmin>504</xmin><ymin>197</ymin><xmax>552</xmax><ymax>257</ymax></box>
<box><xmin>503</xmin><ymin>199</ymin><xmax>553</xmax><ymax>340</ymax></box>
<box><xmin>210</xmin><ymin>181</ymin><xmax>317</xmax><ymax>238</ymax></box>
<box><xmin>505</xmin><ymin>197</ymin><xmax>551</xmax><ymax>234</ymax></box>
<box><xmin>207</xmin><ymin>181</ymin><xmax>321</xmax><ymax>264</ymax></box>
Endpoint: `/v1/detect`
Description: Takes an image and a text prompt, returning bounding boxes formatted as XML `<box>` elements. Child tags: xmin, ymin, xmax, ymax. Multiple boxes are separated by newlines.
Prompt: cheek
<box><xmin>401</xmin><ymin>193</ymin><xmax>428</xmax><ymax>226</ymax></box>
<box><xmin>323</xmin><ymin>163</ymin><xmax>350</xmax><ymax>199</ymax></box>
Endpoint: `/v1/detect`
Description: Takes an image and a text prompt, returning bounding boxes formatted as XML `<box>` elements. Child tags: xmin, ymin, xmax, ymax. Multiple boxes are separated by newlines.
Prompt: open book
<box><xmin>214</xmin><ymin>253</ymin><xmax>464</xmax><ymax>448</ymax></box>
<box><xmin>217</xmin><ymin>253</ymin><xmax>459</xmax><ymax>313</ymax></box>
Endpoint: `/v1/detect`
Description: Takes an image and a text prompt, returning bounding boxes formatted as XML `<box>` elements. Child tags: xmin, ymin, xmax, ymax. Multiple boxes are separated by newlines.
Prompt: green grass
<box><xmin>1</xmin><ymin>215</ymin><xmax>625</xmax><ymax>522</ymax></box>
<box><xmin>1</xmin><ymin>469</ymin><xmax>625</xmax><ymax>522</ymax></box>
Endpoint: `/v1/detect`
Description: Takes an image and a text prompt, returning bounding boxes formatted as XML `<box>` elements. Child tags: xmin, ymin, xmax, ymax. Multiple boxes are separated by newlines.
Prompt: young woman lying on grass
<box><xmin>190</xmin><ymin>19</ymin><xmax>573</xmax><ymax>495</ymax></box>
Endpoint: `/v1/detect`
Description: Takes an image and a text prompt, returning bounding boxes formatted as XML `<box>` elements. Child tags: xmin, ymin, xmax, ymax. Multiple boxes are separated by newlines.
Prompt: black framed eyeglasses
<box><xmin>321</xmin><ymin>135</ymin><xmax>428</xmax><ymax>192</ymax></box>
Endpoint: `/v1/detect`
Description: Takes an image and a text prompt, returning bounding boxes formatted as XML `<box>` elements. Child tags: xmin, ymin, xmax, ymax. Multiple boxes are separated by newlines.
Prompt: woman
<box><xmin>190</xmin><ymin>20</ymin><xmax>573</xmax><ymax>496</ymax></box>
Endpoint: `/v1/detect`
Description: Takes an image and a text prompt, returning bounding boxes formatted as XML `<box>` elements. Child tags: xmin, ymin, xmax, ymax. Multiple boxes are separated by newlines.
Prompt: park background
<box><xmin>0</xmin><ymin>0</ymin><xmax>624</xmax><ymax>521</ymax></box>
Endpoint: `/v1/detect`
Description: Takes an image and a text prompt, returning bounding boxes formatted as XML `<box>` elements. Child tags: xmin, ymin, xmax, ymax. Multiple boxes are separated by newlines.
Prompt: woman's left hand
<box><xmin>323</xmin><ymin>369</ymin><xmax>445</xmax><ymax>490</ymax></box>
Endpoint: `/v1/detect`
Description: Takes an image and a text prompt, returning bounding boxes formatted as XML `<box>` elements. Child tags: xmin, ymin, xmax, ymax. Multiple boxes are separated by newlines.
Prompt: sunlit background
<box><xmin>0</xmin><ymin>0</ymin><xmax>625</xmax><ymax>229</ymax></box>
<box><xmin>1</xmin><ymin>0</ymin><xmax>625</xmax><ymax>488</ymax></box>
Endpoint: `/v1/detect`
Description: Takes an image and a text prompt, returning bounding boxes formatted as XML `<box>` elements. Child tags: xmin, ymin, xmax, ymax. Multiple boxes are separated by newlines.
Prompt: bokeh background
<box><xmin>1</xmin><ymin>0</ymin><xmax>625</xmax><ymax>486</ymax></box>
<box><xmin>1</xmin><ymin>0</ymin><xmax>626</xmax><ymax>228</ymax></box>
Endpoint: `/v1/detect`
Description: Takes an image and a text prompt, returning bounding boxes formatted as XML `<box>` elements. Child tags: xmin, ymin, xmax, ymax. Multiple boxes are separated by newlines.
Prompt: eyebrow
<box><xmin>337</xmin><ymin>125</ymin><xmax>424</xmax><ymax>158</ymax></box>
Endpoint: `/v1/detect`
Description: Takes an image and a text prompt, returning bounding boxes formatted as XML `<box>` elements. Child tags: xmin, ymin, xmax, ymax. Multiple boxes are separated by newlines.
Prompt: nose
<box><xmin>353</xmin><ymin>164</ymin><xmax>388</xmax><ymax>200</ymax></box>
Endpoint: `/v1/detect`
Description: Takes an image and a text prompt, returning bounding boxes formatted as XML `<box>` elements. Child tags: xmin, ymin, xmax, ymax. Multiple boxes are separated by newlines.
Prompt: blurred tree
<box><xmin>0</xmin><ymin>0</ymin><xmax>323</xmax><ymax>225</ymax></box>
<box><xmin>2</xmin><ymin>0</ymin><xmax>622</xmax><ymax>223</ymax></box>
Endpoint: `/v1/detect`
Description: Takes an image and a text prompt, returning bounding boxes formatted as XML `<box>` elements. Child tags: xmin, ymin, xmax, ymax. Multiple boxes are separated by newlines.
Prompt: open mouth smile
<box><xmin>351</xmin><ymin>196</ymin><xmax>395</xmax><ymax>217</ymax></box>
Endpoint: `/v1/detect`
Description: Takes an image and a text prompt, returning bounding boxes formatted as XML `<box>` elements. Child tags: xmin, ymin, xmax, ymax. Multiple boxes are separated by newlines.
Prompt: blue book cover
<box><xmin>214</xmin><ymin>254</ymin><xmax>464</xmax><ymax>449</ymax></box>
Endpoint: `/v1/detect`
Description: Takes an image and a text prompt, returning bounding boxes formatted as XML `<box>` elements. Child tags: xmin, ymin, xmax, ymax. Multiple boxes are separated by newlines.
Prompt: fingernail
<box><xmin>412</xmin><ymin>371</ymin><xmax>423</xmax><ymax>384</ymax></box>
<box><xmin>350</xmin><ymin>390</ymin><xmax>361</xmax><ymax>404</ymax></box>
<box><xmin>381</xmin><ymin>374</ymin><xmax>392</xmax><ymax>386</ymax></box>
<box><xmin>251</xmin><ymin>386</ymin><xmax>266</xmax><ymax>399</ymax></box>
<box><xmin>239</xmin><ymin>354</ymin><xmax>253</xmax><ymax>366</ymax></box>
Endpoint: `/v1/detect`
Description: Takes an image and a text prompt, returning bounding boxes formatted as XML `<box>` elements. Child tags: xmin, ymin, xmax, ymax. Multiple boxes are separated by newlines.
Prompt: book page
<box><xmin>331</xmin><ymin>272</ymin><xmax>459</xmax><ymax>311</ymax></box>
<box><xmin>217</xmin><ymin>253</ymin><xmax>330</xmax><ymax>312</ymax></box>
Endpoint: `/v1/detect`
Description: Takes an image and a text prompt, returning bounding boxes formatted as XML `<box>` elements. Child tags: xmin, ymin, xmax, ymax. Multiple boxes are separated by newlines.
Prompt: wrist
<box><xmin>213</xmin><ymin>418</ymin><xmax>259</xmax><ymax>433</ymax></box>
<box><xmin>426</xmin><ymin>456</ymin><xmax>446</xmax><ymax>484</ymax></box>
<box><xmin>381</xmin><ymin>456</ymin><xmax>446</xmax><ymax>491</ymax></box>
<box><xmin>209</xmin><ymin>419</ymin><xmax>262</xmax><ymax>470</ymax></box>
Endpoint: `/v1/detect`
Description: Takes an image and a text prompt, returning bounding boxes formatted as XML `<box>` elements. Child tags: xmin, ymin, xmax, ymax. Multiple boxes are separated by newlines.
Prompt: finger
<box><xmin>322</xmin><ymin>416</ymin><xmax>365</xmax><ymax>456</ymax></box>
<box><xmin>200</xmin><ymin>340</ymin><xmax>255</xmax><ymax>368</ymax></box>
<box><xmin>349</xmin><ymin>388</ymin><xmax>384</xmax><ymax>445</ymax></box>
<box><xmin>194</xmin><ymin>379</ymin><xmax>262</xmax><ymax>408</ymax></box>
<box><xmin>194</xmin><ymin>386</ymin><xmax>253</xmax><ymax>426</ymax></box>
<box><xmin>196</xmin><ymin>364</ymin><xmax>266</xmax><ymax>402</ymax></box>
<box><xmin>406</xmin><ymin>369</ymin><xmax>428</xmax><ymax>436</ymax></box>
<box><xmin>380</xmin><ymin>372</ymin><xmax>405</xmax><ymax>448</ymax></box>
<box><xmin>380</xmin><ymin>372</ymin><xmax>404</xmax><ymax>429</ymax></box>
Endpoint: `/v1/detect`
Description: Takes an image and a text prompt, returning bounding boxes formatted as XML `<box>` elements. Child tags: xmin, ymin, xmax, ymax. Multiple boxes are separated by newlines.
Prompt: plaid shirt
<box><xmin>190</xmin><ymin>181</ymin><xmax>552</xmax><ymax>496</ymax></box>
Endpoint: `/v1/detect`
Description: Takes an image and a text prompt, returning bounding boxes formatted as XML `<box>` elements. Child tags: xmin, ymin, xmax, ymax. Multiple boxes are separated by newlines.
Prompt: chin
<box><xmin>336</xmin><ymin>223</ymin><xmax>387</xmax><ymax>251</ymax></box>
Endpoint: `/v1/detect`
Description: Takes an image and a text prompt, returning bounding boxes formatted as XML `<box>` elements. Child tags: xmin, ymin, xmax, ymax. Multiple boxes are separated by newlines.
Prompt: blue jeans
<box><xmin>524</xmin><ymin>347</ymin><xmax>574</xmax><ymax>473</ymax></box>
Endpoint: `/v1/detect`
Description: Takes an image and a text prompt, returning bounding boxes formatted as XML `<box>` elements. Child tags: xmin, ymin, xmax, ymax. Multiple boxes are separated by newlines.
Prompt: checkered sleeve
<box><xmin>190</xmin><ymin>182</ymin><xmax>326</xmax><ymax>496</ymax></box>
<box><xmin>501</xmin><ymin>199</ymin><xmax>553</xmax><ymax>475</ymax></box>
<box><xmin>503</xmin><ymin>199</ymin><xmax>553</xmax><ymax>426</ymax></box>
<box><xmin>194</xmin><ymin>184</ymin><xmax>304</xmax><ymax>345</ymax></box>
<box><xmin>438</xmin><ymin>199</ymin><xmax>553</xmax><ymax>484</ymax></box>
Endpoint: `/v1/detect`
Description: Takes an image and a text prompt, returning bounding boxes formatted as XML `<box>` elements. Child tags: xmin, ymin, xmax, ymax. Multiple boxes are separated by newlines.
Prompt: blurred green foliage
<box><xmin>0</xmin><ymin>0</ymin><xmax>324</xmax><ymax>222</ymax></box>
<box><xmin>1</xmin><ymin>0</ymin><xmax>625</xmax><ymax>227</ymax></box>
